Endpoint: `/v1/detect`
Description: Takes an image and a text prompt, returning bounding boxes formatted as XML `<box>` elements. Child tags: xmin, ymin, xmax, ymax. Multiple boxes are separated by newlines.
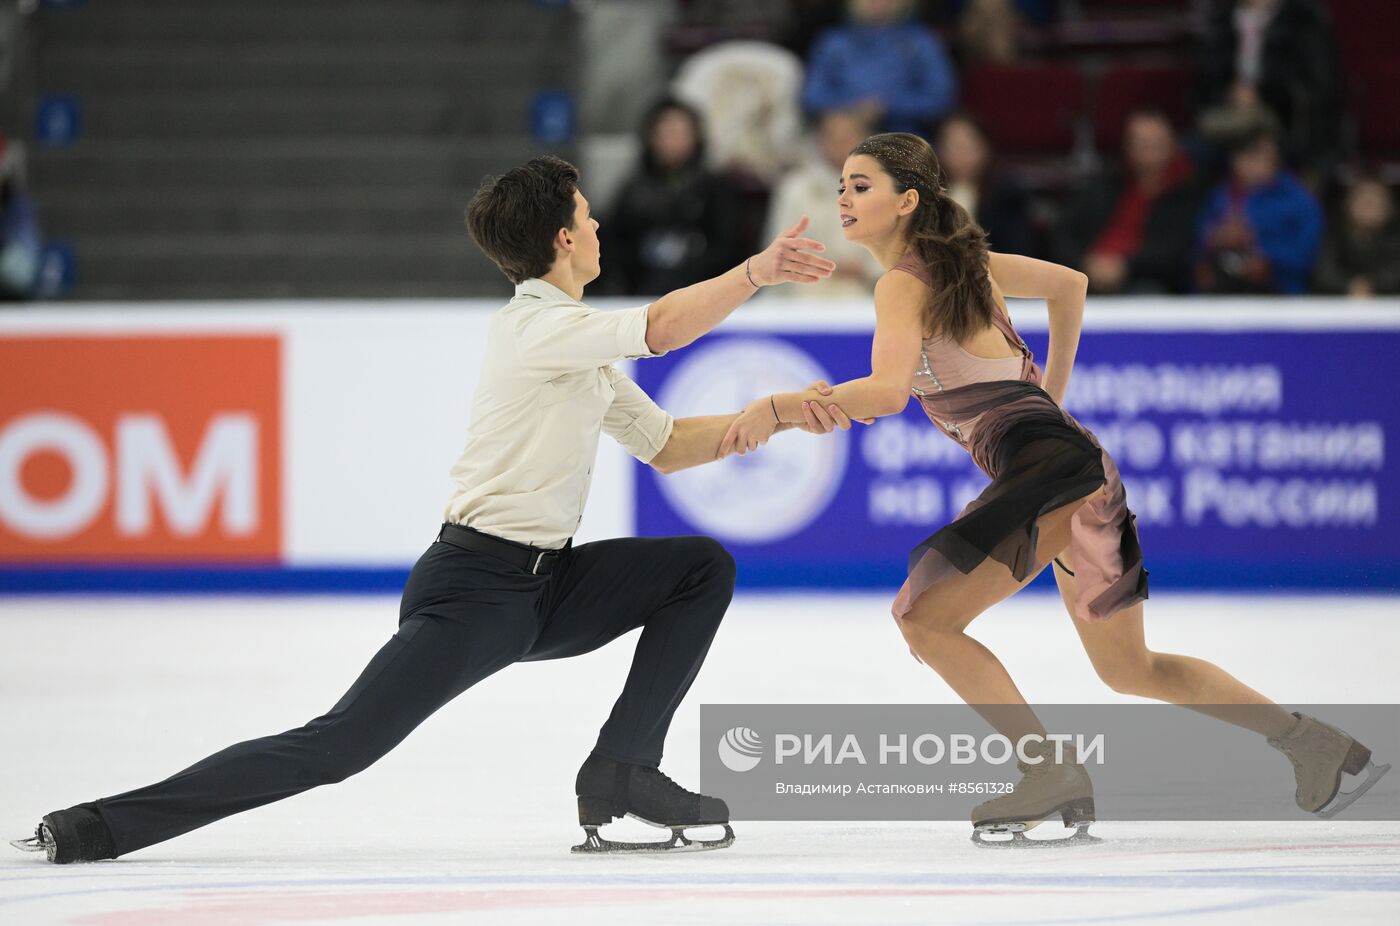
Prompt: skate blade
<box><xmin>9</xmin><ymin>836</ymin><xmax>45</xmax><ymax>853</ymax></box>
<box><xmin>571</xmin><ymin>821</ymin><xmax>735</xmax><ymax>855</ymax></box>
<box><xmin>971</xmin><ymin>822</ymin><xmax>1100</xmax><ymax>849</ymax></box>
<box><xmin>1316</xmin><ymin>761</ymin><xmax>1392</xmax><ymax>819</ymax></box>
<box><xmin>973</xmin><ymin>797</ymin><xmax>1098</xmax><ymax>848</ymax></box>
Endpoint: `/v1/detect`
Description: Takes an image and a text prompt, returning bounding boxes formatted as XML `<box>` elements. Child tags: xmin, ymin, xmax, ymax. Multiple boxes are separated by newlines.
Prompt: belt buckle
<box><xmin>531</xmin><ymin>550</ymin><xmax>553</xmax><ymax>575</ymax></box>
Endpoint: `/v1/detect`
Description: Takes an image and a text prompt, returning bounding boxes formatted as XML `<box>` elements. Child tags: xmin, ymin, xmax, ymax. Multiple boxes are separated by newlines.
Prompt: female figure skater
<box><xmin>721</xmin><ymin>132</ymin><xmax>1387</xmax><ymax>844</ymax></box>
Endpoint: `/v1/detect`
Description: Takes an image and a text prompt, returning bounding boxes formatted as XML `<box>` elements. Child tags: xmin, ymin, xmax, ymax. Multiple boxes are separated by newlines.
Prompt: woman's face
<box><xmin>936</xmin><ymin>120</ymin><xmax>987</xmax><ymax>184</ymax></box>
<box><xmin>649</xmin><ymin>109</ymin><xmax>698</xmax><ymax>169</ymax></box>
<box><xmin>837</xmin><ymin>153</ymin><xmax>912</xmax><ymax>242</ymax></box>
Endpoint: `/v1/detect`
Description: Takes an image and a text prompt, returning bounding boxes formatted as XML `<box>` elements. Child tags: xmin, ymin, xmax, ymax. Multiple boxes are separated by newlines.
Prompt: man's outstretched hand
<box><xmin>719</xmin><ymin>381</ymin><xmax>872</xmax><ymax>458</ymax></box>
<box><xmin>746</xmin><ymin>216</ymin><xmax>837</xmax><ymax>286</ymax></box>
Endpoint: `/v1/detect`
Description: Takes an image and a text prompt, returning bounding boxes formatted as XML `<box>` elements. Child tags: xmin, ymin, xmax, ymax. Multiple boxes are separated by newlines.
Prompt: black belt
<box><xmin>437</xmin><ymin>522</ymin><xmax>568</xmax><ymax>575</ymax></box>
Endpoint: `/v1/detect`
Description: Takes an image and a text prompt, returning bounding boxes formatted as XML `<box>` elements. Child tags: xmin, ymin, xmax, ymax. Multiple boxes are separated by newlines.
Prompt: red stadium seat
<box><xmin>1350</xmin><ymin>60</ymin><xmax>1400</xmax><ymax>155</ymax></box>
<box><xmin>1094</xmin><ymin>65</ymin><xmax>1194</xmax><ymax>152</ymax></box>
<box><xmin>961</xmin><ymin>64</ymin><xmax>1086</xmax><ymax>155</ymax></box>
<box><xmin>1329</xmin><ymin>0</ymin><xmax>1399</xmax><ymax>69</ymax></box>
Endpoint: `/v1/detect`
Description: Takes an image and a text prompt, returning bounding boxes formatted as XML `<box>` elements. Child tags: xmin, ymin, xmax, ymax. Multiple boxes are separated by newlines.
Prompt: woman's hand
<box><xmin>748</xmin><ymin>216</ymin><xmax>836</xmax><ymax>286</ymax></box>
<box><xmin>718</xmin><ymin>397</ymin><xmax>781</xmax><ymax>457</ymax></box>
<box><xmin>796</xmin><ymin>380</ymin><xmax>874</xmax><ymax>432</ymax></box>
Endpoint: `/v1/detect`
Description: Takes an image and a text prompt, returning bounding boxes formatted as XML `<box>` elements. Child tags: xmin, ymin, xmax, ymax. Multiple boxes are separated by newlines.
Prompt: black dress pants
<box><xmin>94</xmin><ymin>532</ymin><xmax>735</xmax><ymax>856</ymax></box>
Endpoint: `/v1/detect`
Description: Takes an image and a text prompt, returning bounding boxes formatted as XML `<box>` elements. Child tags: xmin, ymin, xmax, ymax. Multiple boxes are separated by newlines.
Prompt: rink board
<box><xmin>1</xmin><ymin>299</ymin><xmax>1398</xmax><ymax>593</ymax></box>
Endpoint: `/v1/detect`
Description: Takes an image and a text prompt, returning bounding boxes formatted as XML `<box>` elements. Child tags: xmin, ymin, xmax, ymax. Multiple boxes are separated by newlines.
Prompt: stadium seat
<box><xmin>962</xmin><ymin>64</ymin><xmax>1085</xmax><ymax>155</ymax></box>
<box><xmin>1093</xmin><ymin>65</ymin><xmax>1193</xmax><ymax>152</ymax></box>
<box><xmin>1350</xmin><ymin>60</ymin><xmax>1400</xmax><ymax>156</ymax></box>
<box><xmin>1329</xmin><ymin>0</ymin><xmax>1398</xmax><ymax>69</ymax></box>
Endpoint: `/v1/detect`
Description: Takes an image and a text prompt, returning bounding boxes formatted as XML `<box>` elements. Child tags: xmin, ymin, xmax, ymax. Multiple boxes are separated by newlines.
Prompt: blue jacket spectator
<box><xmin>802</xmin><ymin>0</ymin><xmax>957</xmax><ymax>135</ymax></box>
<box><xmin>1194</xmin><ymin>130</ymin><xmax>1322</xmax><ymax>295</ymax></box>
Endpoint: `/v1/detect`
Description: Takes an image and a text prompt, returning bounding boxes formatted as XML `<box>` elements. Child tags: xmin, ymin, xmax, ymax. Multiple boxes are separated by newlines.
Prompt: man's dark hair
<box><xmin>466</xmin><ymin>155</ymin><xmax>579</xmax><ymax>284</ymax></box>
<box><xmin>1231</xmin><ymin>121</ymin><xmax>1280</xmax><ymax>155</ymax></box>
<box><xmin>1124</xmin><ymin>105</ymin><xmax>1177</xmax><ymax>134</ymax></box>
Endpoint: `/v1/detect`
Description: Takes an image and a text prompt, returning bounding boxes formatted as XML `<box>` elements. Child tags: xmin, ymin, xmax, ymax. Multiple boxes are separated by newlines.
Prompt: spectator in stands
<box><xmin>0</xmin><ymin>136</ymin><xmax>39</xmax><ymax>301</ymax></box>
<box><xmin>802</xmin><ymin>0</ymin><xmax>957</xmax><ymax>135</ymax></box>
<box><xmin>1052</xmin><ymin>108</ymin><xmax>1203</xmax><ymax>294</ymax></box>
<box><xmin>764</xmin><ymin>108</ymin><xmax>883</xmax><ymax>299</ymax></box>
<box><xmin>600</xmin><ymin>98</ymin><xmax>740</xmax><ymax>295</ymax></box>
<box><xmin>935</xmin><ymin>112</ymin><xmax>1035</xmax><ymax>257</ymax></box>
<box><xmin>1196</xmin><ymin>0</ymin><xmax>1340</xmax><ymax>174</ymax></box>
<box><xmin>1314</xmin><ymin>177</ymin><xmax>1400</xmax><ymax>298</ymax></box>
<box><xmin>1194</xmin><ymin>126</ymin><xmax>1323</xmax><ymax>295</ymax></box>
<box><xmin>957</xmin><ymin>0</ymin><xmax>1022</xmax><ymax>64</ymax></box>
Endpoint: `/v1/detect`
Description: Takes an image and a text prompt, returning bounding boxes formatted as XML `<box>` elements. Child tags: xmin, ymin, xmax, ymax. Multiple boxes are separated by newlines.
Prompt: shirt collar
<box><xmin>515</xmin><ymin>277</ymin><xmax>577</xmax><ymax>304</ymax></box>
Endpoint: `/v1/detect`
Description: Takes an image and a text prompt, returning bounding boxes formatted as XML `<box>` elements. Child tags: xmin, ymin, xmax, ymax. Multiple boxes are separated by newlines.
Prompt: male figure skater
<box><xmin>14</xmin><ymin>155</ymin><xmax>841</xmax><ymax>860</ymax></box>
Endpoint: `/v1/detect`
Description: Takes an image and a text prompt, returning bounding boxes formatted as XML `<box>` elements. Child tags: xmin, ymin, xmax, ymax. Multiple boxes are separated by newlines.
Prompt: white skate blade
<box><xmin>571</xmin><ymin>817</ymin><xmax>735</xmax><ymax>854</ymax></box>
<box><xmin>9</xmin><ymin>836</ymin><xmax>45</xmax><ymax>853</ymax></box>
<box><xmin>972</xmin><ymin>821</ymin><xmax>1100</xmax><ymax>848</ymax></box>
<box><xmin>1315</xmin><ymin>761</ymin><xmax>1392</xmax><ymax>819</ymax></box>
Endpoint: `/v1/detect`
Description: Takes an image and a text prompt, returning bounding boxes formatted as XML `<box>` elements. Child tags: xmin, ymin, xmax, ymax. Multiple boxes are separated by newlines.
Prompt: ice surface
<box><xmin>2</xmin><ymin>592</ymin><xmax>1398</xmax><ymax>924</ymax></box>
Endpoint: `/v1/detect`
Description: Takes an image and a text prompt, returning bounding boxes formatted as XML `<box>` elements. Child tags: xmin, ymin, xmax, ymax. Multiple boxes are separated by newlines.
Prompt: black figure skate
<box><xmin>571</xmin><ymin>753</ymin><xmax>734</xmax><ymax>854</ymax></box>
<box><xmin>9</xmin><ymin>804</ymin><xmax>116</xmax><ymax>864</ymax></box>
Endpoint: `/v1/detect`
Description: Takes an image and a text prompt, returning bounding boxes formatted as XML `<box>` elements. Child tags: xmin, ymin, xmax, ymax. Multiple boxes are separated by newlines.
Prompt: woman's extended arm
<box><xmin>718</xmin><ymin>271</ymin><xmax>925</xmax><ymax>455</ymax></box>
<box><xmin>987</xmin><ymin>252</ymin><xmax>1087</xmax><ymax>405</ymax></box>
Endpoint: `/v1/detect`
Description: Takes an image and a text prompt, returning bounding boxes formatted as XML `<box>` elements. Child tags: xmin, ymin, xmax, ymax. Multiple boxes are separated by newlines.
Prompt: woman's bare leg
<box><xmin>1055</xmin><ymin>554</ymin><xmax>1295</xmax><ymax>738</ymax></box>
<box><xmin>897</xmin><ymin>498</ymin><xmax>1089</xmax><ymax>744</ymax></box>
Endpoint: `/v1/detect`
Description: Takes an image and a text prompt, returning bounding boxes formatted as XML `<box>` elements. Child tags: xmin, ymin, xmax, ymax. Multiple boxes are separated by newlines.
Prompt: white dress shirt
<box><xmin>444</xmin><ymin>278</ymin><xmax>675</xmax><ymax>549</ymax></box>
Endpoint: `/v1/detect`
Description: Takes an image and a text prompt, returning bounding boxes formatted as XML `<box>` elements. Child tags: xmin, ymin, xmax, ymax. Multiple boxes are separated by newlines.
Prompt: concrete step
<box><xmin>39</xmin><ymin>42</ymin><xmax>561</xmax><ymax>92</ymax></box>
<box><xmin>37</xmin><ymin>0</ymin><xmax>575</xmax><ymax>43</ymax></box>
<box><xmin>70</xmin><ymin>88</ymin><xmax>546</xmax><ymax>139</ymax></box>
<box><xmin>41</xmin><ymin>189</ymin><xmax>471</xmax><ymax>236</ymax></box>
<box><xmin>33</xmin><ymin>138</ymin><xmax>556</xmax><ymax>191</ymax></box>
<box><xmin>66</xmin><ymin>231</ymin><xmax>510</xmax><ymax>294</ymax></box>
<box><xmin>71</xmin><ymin>279</ymin><xmax>513</xmax><ymax>300</ymax></box>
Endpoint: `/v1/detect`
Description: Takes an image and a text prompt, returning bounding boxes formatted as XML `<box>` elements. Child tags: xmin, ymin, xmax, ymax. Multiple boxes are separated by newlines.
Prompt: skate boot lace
<box><xmin>651</xmin><ymin>769</ymin><xmax>698</xmax><ymax>799</ymax></box>
<box><xmin>1017</xmin><ymin>752</ymin><xmax>1058</xmax><ymax>783</ymax></box>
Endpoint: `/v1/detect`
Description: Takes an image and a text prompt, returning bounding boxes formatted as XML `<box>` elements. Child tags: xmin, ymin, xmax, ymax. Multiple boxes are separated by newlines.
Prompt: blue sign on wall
<box><xmin>633</xmin><ymin>329</ymin><xmax>1399</xmax><ymax>593</ymax></box>
<box><xmin>35</xmin><ymin>94</ymin><xmax>82</xmax><ymax>147</ymax></box>
<box><xmin>530</xmin><ymin>90</ymin><xmax>575</xmax><ymax>146</ymax></box>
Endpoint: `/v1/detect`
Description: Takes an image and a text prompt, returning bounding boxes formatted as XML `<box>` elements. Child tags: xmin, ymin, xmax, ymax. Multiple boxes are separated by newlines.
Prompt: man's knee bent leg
<box><xmin>669</xmin><ymin>535</ymin><xmax>736</xmax><ymax>597</ymax></box>
<box><xmin>687</xmin><ymin>535</ymin><xmax>735</xmax><ymax>581</ymax></box>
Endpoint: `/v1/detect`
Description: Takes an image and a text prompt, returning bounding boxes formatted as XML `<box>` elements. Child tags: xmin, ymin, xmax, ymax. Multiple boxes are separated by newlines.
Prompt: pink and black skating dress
<box><xmin>888</xmin><ymin>254</ymin><xmax>1149</xmax><ymax>623</ymax></box>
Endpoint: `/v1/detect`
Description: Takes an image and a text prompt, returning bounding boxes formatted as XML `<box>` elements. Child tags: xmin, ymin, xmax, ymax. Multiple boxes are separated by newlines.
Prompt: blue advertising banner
<box><xmin>632</xmin><ymin>316</ymin><xmax>1399</xmax><ymax>593</ymax></box>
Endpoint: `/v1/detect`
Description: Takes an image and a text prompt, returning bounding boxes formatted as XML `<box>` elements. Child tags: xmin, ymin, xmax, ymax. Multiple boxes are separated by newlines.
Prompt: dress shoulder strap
<box><xmin>890</xmin><ymin>253</ymin><xmax>932</xmax><ymax>288</ymax></box>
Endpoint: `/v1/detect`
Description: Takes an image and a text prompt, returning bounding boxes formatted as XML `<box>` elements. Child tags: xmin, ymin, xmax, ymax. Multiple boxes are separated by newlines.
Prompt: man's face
<box><xmin>1232</xmin><ymin>138</ymin><xmax>1279</xmax><ymax>189</ymax></box>
<box><xmin>851</xmin><ymin>0</ymin><xmax>908</xmax><ymax>25</ymax></box>
<box><xmin>1348</xmin><ymin>181</ymin><xmax>1393</xmax><ymax>233</ymax></box>
<box><xmin>1124</xmin><ymin>116</ymin><xmax>1175</xmax><ymax>181</ymax></box>
<box><xmin>566</xmin><ymin>190</ymin><xmax>602</xmax><ymax>284</ymax></box>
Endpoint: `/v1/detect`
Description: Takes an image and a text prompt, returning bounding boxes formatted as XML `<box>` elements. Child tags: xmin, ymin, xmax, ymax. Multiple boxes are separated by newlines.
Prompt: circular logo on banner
<box><xmin>655</xmin><ymin>338</ymin><xmax>847</xmax><ymax>543</ymax></box>
<box><xmin>717</xmin><ymin>726</ymin><xmax>764</xmax><ymax>772</ymax></box>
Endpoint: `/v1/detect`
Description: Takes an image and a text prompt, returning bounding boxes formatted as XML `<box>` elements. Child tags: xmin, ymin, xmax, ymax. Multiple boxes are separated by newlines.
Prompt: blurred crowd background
<box><xmin>0</xmin><ymin>0</ymin><xmax>1395</xmax><ymax>303</ymax></box>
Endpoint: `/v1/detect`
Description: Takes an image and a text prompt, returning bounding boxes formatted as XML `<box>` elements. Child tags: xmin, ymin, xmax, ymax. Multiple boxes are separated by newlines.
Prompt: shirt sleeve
<box><xmin>601</xmin><ymin>366</ymin><xmax>675</xmax><ymax>464</ymax></box>
<box><xmin>515</xmin><ymin>302</ymin><xmax>665</xmax><ymax>376</ymax></box>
